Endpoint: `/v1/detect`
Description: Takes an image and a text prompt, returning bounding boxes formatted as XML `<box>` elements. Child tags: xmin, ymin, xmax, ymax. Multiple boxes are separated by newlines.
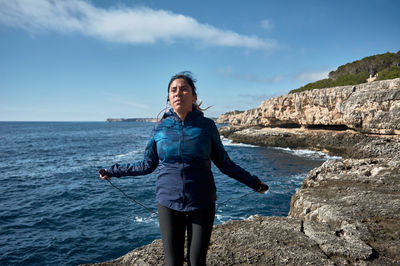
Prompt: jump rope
<box><xmin>100</xmin><ymin>169</ymin><xmax>263</xmax><ymax>216</ymax></box>
<box><xmin>99</xmin><ymin>104</ymin><xmax>268</xmax><ymax>215</ymax></box>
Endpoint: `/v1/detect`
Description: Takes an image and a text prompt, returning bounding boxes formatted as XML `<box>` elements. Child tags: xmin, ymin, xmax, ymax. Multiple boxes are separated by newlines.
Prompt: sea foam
<box><xmin>272</xmin><ymin>147</ymin><xmax>341</xmax><ymax>161</ymax></box>
<box><xmin>221</xmin><ymin>136</ymin><xmax>257</xmax><ymax>147</ymax></box>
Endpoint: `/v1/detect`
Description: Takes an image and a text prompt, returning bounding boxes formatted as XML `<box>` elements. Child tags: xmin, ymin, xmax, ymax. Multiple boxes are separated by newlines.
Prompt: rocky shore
<box><xmin>86</xmin><ymin>79</ymin><xmax>400</xmax><ymax>265</ymax></box>
<box><xmin>218</xmin><ymin>126</ymin><xmax>400</xmax><ymax>159</ymax></box>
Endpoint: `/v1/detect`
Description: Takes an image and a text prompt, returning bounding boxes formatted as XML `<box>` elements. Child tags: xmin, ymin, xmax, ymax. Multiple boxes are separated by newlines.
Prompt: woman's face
<box><xmin>168</xmin><ymin>78</ymin><xmax>197</xmax><ymax>116</ymax></box>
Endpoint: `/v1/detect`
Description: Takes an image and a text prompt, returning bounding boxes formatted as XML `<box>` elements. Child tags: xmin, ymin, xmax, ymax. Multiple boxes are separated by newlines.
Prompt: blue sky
<box><xmin>1</xmin><ymin>0</ymin><xmax>399</xmax><ymax>121</ymax></box>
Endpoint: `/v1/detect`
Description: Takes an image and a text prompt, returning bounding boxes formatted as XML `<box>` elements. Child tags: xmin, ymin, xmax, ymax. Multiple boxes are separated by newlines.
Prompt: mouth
<box><xmin>174</xmin><ymin>99</ymin><xmax>184</xmax><ymax>104</ymax></box>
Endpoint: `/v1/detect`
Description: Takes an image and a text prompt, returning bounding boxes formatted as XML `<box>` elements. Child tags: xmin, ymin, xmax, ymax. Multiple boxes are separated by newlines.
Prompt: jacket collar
<box><xmin>163</xmin><ymin>108</ymin><xmax>203</xmax><ymax>122</ymax></box>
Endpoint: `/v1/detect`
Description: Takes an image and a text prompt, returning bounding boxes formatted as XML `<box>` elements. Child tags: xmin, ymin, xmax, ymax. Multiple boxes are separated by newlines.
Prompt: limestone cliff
<box><xmin>217</xmin><ymin>78</ymin><xmax>400</xmax><ymax>135</ymax></box>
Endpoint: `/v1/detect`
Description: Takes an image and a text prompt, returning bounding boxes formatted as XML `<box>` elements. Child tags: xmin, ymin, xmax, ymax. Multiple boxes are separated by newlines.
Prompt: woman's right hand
<box><xmin>98</xmin><ymin>168</ymin><xmax>111</xmax><ymax>180</ymax></box>
<box><xmin>256</xmin><ymin>182</ymin><xmax>269</xmax><ymax>194</ymax></box>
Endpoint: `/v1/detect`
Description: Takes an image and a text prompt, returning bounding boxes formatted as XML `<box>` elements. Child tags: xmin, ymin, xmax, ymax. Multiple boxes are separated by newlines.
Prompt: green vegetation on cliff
<box><xmin>290</xmin><ymin>51</ymin><xmax>400</xmax><ymax>93</ymax></box>
<box><xmin>377</xmin><ymin>66</ymin><xmax>400</xmax><ymax>80</ymax></box>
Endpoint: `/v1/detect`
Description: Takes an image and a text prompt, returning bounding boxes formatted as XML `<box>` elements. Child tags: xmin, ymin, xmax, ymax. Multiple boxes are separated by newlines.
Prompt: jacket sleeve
<box><xmin>210</xmin><ymin>122</ymin><xmax>261</xmax><ymax>190</ymax></box>
<box><xmin>106</xmin><ymin>135</ymin><xmax>159</xmax><ymax>178</ymax></box>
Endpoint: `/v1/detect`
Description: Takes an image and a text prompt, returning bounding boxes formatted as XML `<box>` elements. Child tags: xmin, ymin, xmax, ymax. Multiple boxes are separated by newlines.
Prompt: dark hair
<box><xmin>157</xmin><ymin>71</ymin><xmax>209</xmax><ymax>122</ymax></box>
<box><xmin>167</xmin><ymin>71</ymin><xmax>197</xmax><ymax>96</ymax></box>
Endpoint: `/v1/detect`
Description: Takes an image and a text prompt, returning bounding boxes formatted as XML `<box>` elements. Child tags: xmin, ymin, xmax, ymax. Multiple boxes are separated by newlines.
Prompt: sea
<box><xmin>0</xmin><ymin>122</ymin><xmax>338</xmax><ymax>265</ymax></box>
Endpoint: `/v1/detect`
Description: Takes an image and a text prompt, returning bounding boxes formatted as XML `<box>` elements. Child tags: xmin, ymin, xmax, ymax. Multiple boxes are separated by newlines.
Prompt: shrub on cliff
<box><xmin>329</xmin><ymin>51</ymin><xmax>400</xmax><ymax>80</ymax></box>
<box><xmin>290</xmin><ymin>51</ymin><xmax>400</xmax><ymax>93</ymax></box>
<box><xmin>377</xmin><ymin>66</ymin><xmax>400</xmax><ymax>80</ymax></box>
<box><xmin>290</xmin><ymin>79</ymin><xmax>334</xmax><ymax>93</ymax></box>
<box><xmin>290</xmin><ymin>72</ymin><xmax>370</xmax><ymax>93</ymax></box>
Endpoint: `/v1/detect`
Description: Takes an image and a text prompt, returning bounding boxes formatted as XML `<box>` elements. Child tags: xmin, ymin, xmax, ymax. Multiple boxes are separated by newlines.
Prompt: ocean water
<box><xmin>0</xmin><ymin>122</ymin><xmax>334</xmax><ymax>265</ymax></box>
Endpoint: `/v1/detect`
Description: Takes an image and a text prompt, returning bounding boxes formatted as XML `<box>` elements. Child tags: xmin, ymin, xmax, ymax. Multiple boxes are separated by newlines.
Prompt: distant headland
<box><xmin>106</xmin><ymin>118</ymin><xmax>157</xmax><ymax>122</ymax></box>
<box><xmin>107</xmin><ymin>117</ymin><xmax>219</xmax><ymax>122</ymax></box>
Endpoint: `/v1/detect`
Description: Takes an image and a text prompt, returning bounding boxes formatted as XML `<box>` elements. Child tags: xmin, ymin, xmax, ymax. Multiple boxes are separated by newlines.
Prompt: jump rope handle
<box><xmin>98</xmin><ymin>168</ymin><xmax>108</xmax><ymax>176</ymax></box>
<box><xmin>258</xmin><ymin>183</ymin><xmax>269</xmax><ymax>192</ymax></box>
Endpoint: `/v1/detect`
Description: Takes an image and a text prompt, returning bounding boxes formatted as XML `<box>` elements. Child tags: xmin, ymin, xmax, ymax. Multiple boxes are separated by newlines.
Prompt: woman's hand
<box><xmin>256</xmin><ymin>181</ymin><xmax>269</xmax><ymax>194</ymax></box>
<box><xmin>98</xmin><ymin>168</ymin><xmax>111</xmax><ymax>180</ymax></box>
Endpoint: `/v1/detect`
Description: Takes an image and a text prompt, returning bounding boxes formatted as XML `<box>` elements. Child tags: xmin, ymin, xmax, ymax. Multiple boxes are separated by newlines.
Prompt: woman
<box><xmin>99</xmin><ymin>71</ymin><xmax>268</xmax><ymax>266</ymax></box>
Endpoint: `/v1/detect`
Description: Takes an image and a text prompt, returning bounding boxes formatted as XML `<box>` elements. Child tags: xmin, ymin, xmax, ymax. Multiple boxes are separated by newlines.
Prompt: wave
<box><xmin>221</xmin><ymin>136</ymin><xmax>341</xmax><ymax>160</ymax></box>
<box><xmin>214</xmin><ymin>213</ymin><xmax>247</xmax><ymax>224</ymax></box>
<box><xmin>220</xmin><ymin>136</ymin><xmax>258</xmax><ymax>147</ymax></box>
<box><xmin>265</xmin><ymin>174</ymin><xmax>308</xmax><ymax>195</ymax></box>
<box><xmin>289</xmin><ymin>173</ymin><xmax>308</xmax><ymax>181</ymax></box>
<box><xmin>133</xmin><ymin>214</ymin><xmax>158</xmax><ymax>225</ymax></box>
<box><xmin>272</xmin><ymin>147</ymin><xmax>341</xmax><ymax>160</ymax></box>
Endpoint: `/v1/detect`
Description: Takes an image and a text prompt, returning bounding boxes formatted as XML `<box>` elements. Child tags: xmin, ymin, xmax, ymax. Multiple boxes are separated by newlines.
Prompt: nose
<box><xmin>175</xmin><ymin>88</ymin><xmax>184</xmax><ymax>97</ymax></box>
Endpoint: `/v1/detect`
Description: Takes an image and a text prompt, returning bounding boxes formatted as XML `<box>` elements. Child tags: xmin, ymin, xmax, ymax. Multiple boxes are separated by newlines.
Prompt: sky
<box><xmin>1</xmin><ymin>0</ymin><xmax>399</xmax><ymax>121</ymax></box>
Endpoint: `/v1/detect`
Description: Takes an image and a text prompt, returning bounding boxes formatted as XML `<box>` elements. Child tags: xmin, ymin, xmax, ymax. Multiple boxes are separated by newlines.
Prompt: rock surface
<box><xmin>86</xmin><ymin>156</ymin><xmax>400</xmax><ymax>265</ymax></box>
<box><xmin>86</xmin><ymin>216</ymin><xmax>335</xmax><ymax>266</ymax></box>
<box><xmin>217</xmin><ymin>78</ymin><xmax>400</xmax><ymax>135</ymax></box>
<box><xmin>290</xmin><ymin>157</ymin><xmax>400</xmax><ymax>265</ymax></box>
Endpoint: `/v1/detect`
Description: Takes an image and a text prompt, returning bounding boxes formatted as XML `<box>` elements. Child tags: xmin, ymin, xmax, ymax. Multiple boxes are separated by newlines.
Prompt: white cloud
<box><xmin>0</xmin><ymin>0</ymin><xmax>277</xmax><ymax>50</ymax></box>
<box><xmin>294</xmin><ymin>69</ymin><xmax>331</xmax><ymax>82</ymax></box>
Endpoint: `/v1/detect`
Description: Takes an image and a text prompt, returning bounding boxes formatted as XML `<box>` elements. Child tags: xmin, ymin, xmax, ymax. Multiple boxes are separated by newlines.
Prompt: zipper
<box><xmin>180</xmin><ymin>120</ymin><xmax>186</xmax><ymax>205</ymax></box>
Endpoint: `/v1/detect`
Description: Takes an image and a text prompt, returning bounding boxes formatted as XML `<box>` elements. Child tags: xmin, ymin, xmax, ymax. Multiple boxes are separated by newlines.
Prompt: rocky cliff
<box><xmin>218</xmin><ymin>78</ymin><xmax>400</xmax><ymax>135</ymax></box>
<box><xmin>85</xmin><ymin>78</ymin><xmax>400</xmax><ymax>265</ymax></box>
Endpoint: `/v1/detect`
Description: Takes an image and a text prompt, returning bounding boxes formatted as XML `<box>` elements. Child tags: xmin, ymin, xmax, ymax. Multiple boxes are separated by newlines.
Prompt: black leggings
<box><xmin>158</xmin><ymin>204</ymin><xmax>215</xmax><ymax>266</ymax></box>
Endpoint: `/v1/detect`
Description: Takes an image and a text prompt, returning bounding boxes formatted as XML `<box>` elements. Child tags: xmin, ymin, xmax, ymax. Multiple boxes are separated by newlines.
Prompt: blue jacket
<box><xmin>107</xmin><ymin>108</ymin><xmax>262</xmax><ymax>212</ymax></box>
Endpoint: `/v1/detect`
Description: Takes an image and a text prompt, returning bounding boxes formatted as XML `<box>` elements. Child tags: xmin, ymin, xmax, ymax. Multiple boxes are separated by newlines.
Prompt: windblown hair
<box><xmin>167</xmin><ymin>71</ymin><xmax>198</xmax><ymax>97</ymax></box>
<box><xmin>157</xmin><ymin>71</ymin><xmax>211</xmax><ymax>122</ymax></box>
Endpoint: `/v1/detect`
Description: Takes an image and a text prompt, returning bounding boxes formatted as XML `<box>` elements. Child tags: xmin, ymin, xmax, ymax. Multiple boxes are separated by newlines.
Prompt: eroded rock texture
<box><xmin>289</xmin><ymin>157</ymin><xmax>400</xmax><ymax>265</ymax></box>
<box><xmin>218</xmin><ymin>78</ymin><xmax>400</xmax><ymax>135</ymax></box>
